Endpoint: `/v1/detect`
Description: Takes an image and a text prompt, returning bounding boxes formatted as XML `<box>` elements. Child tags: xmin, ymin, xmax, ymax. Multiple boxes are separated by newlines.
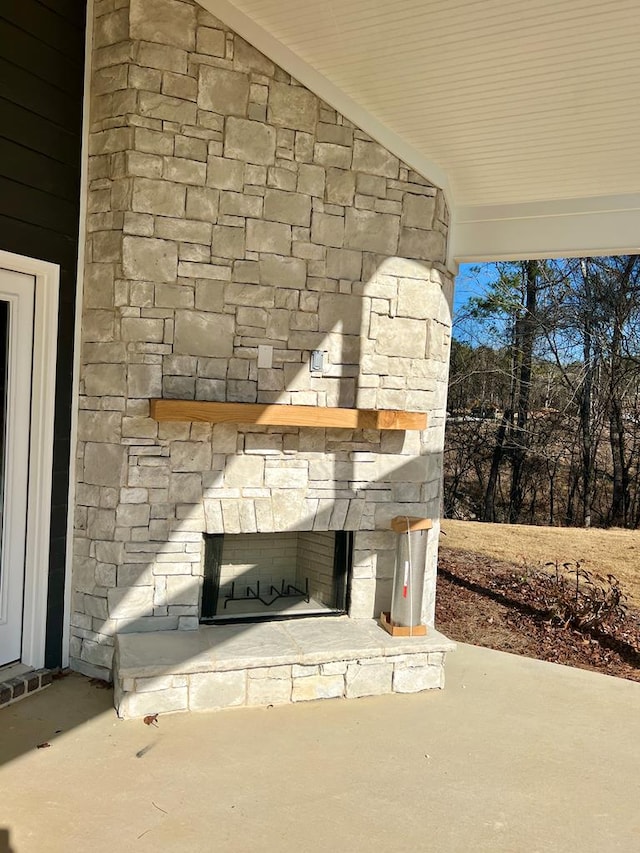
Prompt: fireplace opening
<box><xmin>201</xmin><ymin>531</ymin><xmax>352</xmax><ymax>623</ymax></box>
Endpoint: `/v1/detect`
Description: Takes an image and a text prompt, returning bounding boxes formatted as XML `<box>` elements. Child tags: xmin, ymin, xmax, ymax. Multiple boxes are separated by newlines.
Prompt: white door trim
<box><xmin>0</xmin><ymin>250</ymin><xmax>59</xmax><ymax>669</ymax></box>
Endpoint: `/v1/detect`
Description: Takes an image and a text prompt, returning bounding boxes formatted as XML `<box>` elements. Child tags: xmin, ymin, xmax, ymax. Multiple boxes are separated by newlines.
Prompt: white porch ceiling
<box><xmin>205</xmin><ymin>0</ymin><xmax>640</xmax><ymax>263</ymax></box>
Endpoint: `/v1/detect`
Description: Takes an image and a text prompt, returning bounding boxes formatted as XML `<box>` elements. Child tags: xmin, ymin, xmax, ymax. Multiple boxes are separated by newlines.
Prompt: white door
<box><xmin>0</xmin><ymin>268</ymin><xmax>35</xmax><ymax>666</ymax></box>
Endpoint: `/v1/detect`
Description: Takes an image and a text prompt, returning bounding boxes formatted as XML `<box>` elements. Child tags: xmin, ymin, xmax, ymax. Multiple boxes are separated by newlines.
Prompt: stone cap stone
<box><xmin>115</xmin><ymin>617</ymin><xmax>456</xmax><ymax>680</ymax></box>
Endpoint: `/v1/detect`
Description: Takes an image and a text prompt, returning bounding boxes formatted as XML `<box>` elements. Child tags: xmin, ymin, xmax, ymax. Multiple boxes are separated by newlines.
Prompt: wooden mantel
<box><xmin>149</xmin><ymin>400</ymin><xmax>427</xmax><ymax>431</ymax></box>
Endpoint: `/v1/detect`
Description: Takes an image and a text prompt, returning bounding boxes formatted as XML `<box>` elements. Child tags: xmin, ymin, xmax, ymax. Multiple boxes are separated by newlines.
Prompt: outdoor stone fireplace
<box><xmin>72</xmin><ymin>0</ymin><xmax>456</xmax><ymax>715</ymax></box>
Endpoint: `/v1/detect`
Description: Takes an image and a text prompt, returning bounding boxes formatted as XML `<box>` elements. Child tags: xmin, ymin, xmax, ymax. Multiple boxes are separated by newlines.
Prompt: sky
<box><xmin>453</xmin><ymin>262</ymin><xmax>493</xmax><ymax>316</ymax></box>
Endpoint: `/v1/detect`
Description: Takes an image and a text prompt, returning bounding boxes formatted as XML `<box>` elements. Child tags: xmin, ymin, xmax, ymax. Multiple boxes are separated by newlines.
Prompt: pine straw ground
<box><xmin>435</xmin><ymin>522</ymin><xmax>640</xmax><ymax>682</ymax></box>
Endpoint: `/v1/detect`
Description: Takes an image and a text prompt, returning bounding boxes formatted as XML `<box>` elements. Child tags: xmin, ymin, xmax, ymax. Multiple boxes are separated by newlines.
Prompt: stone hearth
<box><xmin>114</xmin><ymin>617</ymin><xmax>455</xmax><ymax>717</ymax></box>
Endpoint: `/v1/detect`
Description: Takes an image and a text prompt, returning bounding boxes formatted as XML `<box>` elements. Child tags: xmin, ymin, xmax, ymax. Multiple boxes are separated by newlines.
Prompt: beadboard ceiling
<box><xmin>204</xmin><ymin>0</ymin><xmax>640</xmax><ymax>261</ymax></box>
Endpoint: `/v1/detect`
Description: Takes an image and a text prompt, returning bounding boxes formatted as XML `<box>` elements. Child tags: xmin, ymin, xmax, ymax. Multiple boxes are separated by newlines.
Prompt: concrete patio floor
<box><xmin>1</xmin><ymin>643</ymin><xmax>639</xmax><ymax>853</ymax></box>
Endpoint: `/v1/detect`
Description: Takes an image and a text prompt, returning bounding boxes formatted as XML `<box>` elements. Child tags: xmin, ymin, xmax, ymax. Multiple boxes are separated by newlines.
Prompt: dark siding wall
<box><xmin>0</xmin><ymin>0</ymin><xmax>86</xmax><ymax>666</ymax></box>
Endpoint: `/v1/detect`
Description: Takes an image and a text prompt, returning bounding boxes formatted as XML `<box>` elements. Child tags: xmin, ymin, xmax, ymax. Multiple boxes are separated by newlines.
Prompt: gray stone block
<box><xmin>326</xmin><ymin>168</ymin><xmax>356</xmax><ymax>205</ymax></box>
<box><xmin>246</xmin><ymin>219</ymin><xmax>291</xmax><ymax>254</ymax></box>
<box><xmin>129</xmin><ymin>0</ymin><xmax>196</xmax><ymax>50</ymax></box>
<box><xmin>224</xmin><ymin>117</ymin><xmax>276</xmax><ymax>165</ymax></box>
<box><xmin>196</xmin><ymin>27</ymin><xmax>226</xmax><ymax>58</ymax></box>
<box><xmin>311</xmin><ymin>212</ymin><xmax>344</xmax><ymax>248</ymax></box>
<box><xmin>132</xmin><ymin>177</ymin><xmax>186</xmax><ymax>217</ymax></box>
<box><xmin>268</xmin><ymin>82</ymin><xmax>317</xmax><ymax>132</ymax></box>
<box><xmin>398</xmin><ymin>228</ymin><xmax>446</xmax><ymax>262</ymax></box>
<box><xmin>264</xmin><ymin>189</ymin><xmax>311</xmax><ymax>226</ymax></box>
<box><xmin>314</xmin><ymin>142</ymin><xmax>351</xmax><ymax>169</ymax></box>
<box><xmin>401</xmin><ymin>193</ymin><xmax>436</xmax><ymax>229</ymax></box>
<box><xmin>84</xmin><ymin>443</ymin><xmax>128</xmax><ymax>488</ymax></box>
<box><xmin>198</xmin><ymin>65</ymin><xmax>249</xmax><ymax>116</ymax></box>
<box><xmin>173</xmin><ymin>310</ymin><xmax>234</xmax><ymax>356</ymax></box>
<box><xmin>318</xmin><ymin>293</ymin><xmax>362</xmax><ymax>335</ymax></box>
<box><xmin>352</xmin><ymin>140</ymin><xmax>399</xmax><ymax>178</ymax></box>
<box><xmin>212</xmin><ymin>224</ymin><xmax>245</xmax><ymax>259</ymax></box>
<box><xmin>206</xmin><ymin>156</ymin><xmax>244</xmax><ymax>191</ymax></box>
<box><xmin>259</xmin><ymin>255</ymin><xmax>306</xmax><ymax>288</ymax></box>
<box><xmin>345</xmin><ymin>208</ymin><xmax>399</xmax><ymax>254</ymax></box>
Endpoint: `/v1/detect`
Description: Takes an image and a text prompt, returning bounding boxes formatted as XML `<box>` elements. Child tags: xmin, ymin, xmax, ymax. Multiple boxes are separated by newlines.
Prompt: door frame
<box><xmin>0</xmin><ymin>250</ymin><xmax>59</xmax><ymax>669</ymax></box>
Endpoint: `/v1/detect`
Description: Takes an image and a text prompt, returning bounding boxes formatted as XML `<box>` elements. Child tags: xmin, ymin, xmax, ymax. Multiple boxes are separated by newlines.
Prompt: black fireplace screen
<box><xmin>201</xmin><ymin>531</ymin><xmax>352</xmax><ymax>623</ymax></box>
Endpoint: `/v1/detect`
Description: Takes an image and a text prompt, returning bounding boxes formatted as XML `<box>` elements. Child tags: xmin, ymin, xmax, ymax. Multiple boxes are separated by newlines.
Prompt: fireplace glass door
<box><xmin>201</xmin><ymin>531</ymin><xmax>352</xmax><ymax>623</ymax></box>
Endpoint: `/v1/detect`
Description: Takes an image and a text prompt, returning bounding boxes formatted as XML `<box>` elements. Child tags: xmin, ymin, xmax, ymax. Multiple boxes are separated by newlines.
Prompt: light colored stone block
<box><xmin>118</xmin><ymin>686</ymin><xmax>188</xmax><ymax>718</ymax></box>
<box><xmin>352</xmin><ymin>140</ymin><xmax>399</xmax><ymax>178</ymax></box>
<box><xmin>225</xmin><ymin>455</ymin><xmax>264</xmax><ymax>488</ymax></box>
<box><xmin>234</xmin><ymin>36</ymin><xmax>275</xmax><ymax>76</ymax></box>
<box><xmin>127</xmin><ymin>364</ymin><xmax>162</xmax><ymax>398</ymax></box>
<box><xmin>345</xmin><ymin>208</ymin><xmax>399</xmax><ymax>254</ymax></box>
<box><xmin>168</xmin><ymin>472</ymin><xmax>202</xmax><ymax>503</ymax></box>
<box><xmin>129</xmin><ymin>0</ymin><xmax>196</xmax><ymax>50</ymax></box>
<box><xmin>211</xmin><ymin>225</ymin><xmax>245</xmax><ymax>259</ymax></box>
<box><xmin>397</xmin><ymin>279</ymin><xmax>431</xmax><ymax>319</ymax></box>
<box><xmin>318</xmin><ymin>293</ymin><xmax>362</xmax><ymax>335</ymax></box>
<box><xmin>219</xmin><ymin>191</ymin><xmax>262</xmax><ymax>218</ymax></box>
<box><xmin>292</xmin><ymin>674</ymin><xmax>345</xmax><ymax>701</ymax></box>
<box><xmin>166</xmin><ymin>575</ymin><xmax>200</xmax><ymax>606</ymax></box>
<box><xmin>268</xmin><ymin>82</ymin><xmax>317</xmax><ymax>132</ymax></box>
<box><xmin>326</xmin><ymin>168</ymin><xmax>355</xmax><ymax>205</ymax></box>
<box><xmin>326</xmin><ymin>248</ymin><xmax>362</xmax><ymax>281</ymax></box>
<box><xmin>224</xmin><ymin>117</ymin><xmax>276</xmax><ymax>165</ymax></box>
<box><xmin>297</xmin><ymin>164</ymin><xmax>325</xmax><ymax>197</ymax></box>
<box><xmin>345</xmin><ymin>662</ymin><xmax>393</xmax><ymax>698</ymax></box>
<box><xmin>132</xmin><ymin>177</ymin><xmax>186</xmax><ymax>216</ymax></box>
<box><xmin>321</xmin><ymin>661</ymin><xmax>348</xmax><ymax>675</ymax></box>
<box><xmin>392</xmin><ymin>664</ymin><xmax>443</xmax><ymax>693</ymax></box>
<box><xmin>311</xmin><ymin>212</ymin><xmax>344</xmax><ymax>248</ymax></box>
<box><xmin>171</xmin><ymin>441</ymin><xmax>212</xmax><ymax>471</ymax></box>
<box><xmin>84</xmin><ymin>363</ymin><xmax>126</xmax><ymax>396</ymax></box>
<box><xmin>401</xmin><ymin>193</ymin><xmax>435</xmax><ymax>229</ymax></box>
<box><xmin>259</xmin><ymin>255</ymin><xmax>305</xmax><ymax>288</ymax></box>
<box><xmin>138</xmin><ymin>91</ymin><xmax>196</xmax><ymax>124</ymax></box>
<box><xmin>77</xmin><ymin>411</ymin><xmax>121</xmax><ymax>444</ymax></box>
<box><xmin>154</xmin><ymin>217</ymin><xmax>211</xmax><ymax>244</ymax></box>
<box><xmin>198</xmin><ymin>65</ymin><xmax>249</xmax><ymax>115</ymax></box>
<box><xmin>108</xmin><ymin>586</ymin><xmax>154</xmax><ymax>620</ymax></box>
<box><xmin>189</xmin><ymin>670</ymin><xmax>246</xmax><ymax>710</ymax></box>
<box><xmin>246</xmin><ymin>219</ymin><xmax>291</xmax><ymax>254</ymax></box>
<box><xmin>84</xmin><ymin>443</ymin><xmax>127</xmax><ymax>487</ymax></box>
<box><xmin>374</xmin><ymin>315</ymin><xmax>427</xmax><ymax>358</ymax></box>
<box><xmin>206</xmin><ymin>156</ymin><xmax>244</xmax><ymax>190</ymax></box>
<box><xmin>263</xmin><ymin>188</ymin><xmax>311</xmax><ymax>227</ymax></box>
<box><xmin>196</xmin><ymin>27</ymin><xmax>225</xmax><ymax>57</ymax></box>
<box><xmin>122</xmin><ymin>236</ymin><xmax>178</xmax><ymax>282</ymax></box>
<box><xmin>314</xmin><ymin>142</ymin><xmax>351</xmax><ymax>169</ymax></box>
<box><xmin>246</xmin><ymin>676</ymin><xmax>292</xmax><ymax>706</ymax></box>
<box><xmin>398</xmin><ymin>228</ymin><xmax>446</xmax><ymax>262</ymax></box>
<box><xmin>173</xmin><ymin>310</ymin><xmax>234</xmax><ymax>356</ymax></box>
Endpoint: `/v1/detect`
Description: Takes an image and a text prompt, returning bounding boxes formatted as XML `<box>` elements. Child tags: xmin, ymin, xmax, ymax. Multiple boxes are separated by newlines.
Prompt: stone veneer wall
<box><xmin>71</xmin><ymin>0</ymin><xmax>453</xmax><ymax>678</ymax></box>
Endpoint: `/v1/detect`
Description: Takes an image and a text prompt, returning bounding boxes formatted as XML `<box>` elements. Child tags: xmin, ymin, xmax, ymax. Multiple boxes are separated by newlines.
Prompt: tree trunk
<box><xmin>508</xmin><ymin>260</ymin><xmax>538</xmax><ymax>522</ymax></box>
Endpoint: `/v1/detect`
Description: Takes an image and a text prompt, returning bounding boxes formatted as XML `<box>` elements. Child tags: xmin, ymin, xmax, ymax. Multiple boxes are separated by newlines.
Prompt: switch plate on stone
<box><xmin>310</xmin><ymin>350</ymin><xmax>324</xmax><ymax>372</ymax></box>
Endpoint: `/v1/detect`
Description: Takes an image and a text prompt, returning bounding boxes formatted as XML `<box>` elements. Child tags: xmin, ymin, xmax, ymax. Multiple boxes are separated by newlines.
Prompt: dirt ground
<box><xmin>441</xmin><ymin>519</ymin><xmax>640</xmax><ymax>604</ymax></box>
<box><xmin>436</xmin><ymin>521</ymin><xmax>640</xmax><ymax>682</ymax></box>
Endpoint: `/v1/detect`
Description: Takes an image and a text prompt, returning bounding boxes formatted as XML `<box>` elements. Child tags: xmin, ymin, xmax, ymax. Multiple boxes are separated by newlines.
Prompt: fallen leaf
<box><xmin>143</xmin><ymin>713</ymin><xmax>159</xmax><ymax>727</ymax></box>
<box><xmin>89</xmin><ymin>677</ymin><xmax>112</xmax><ymax>689</ymax></box>
<box><xmin>36</xmin><ymin>742</ymin><xmax>51</xmax><ymax>749</ymax></box>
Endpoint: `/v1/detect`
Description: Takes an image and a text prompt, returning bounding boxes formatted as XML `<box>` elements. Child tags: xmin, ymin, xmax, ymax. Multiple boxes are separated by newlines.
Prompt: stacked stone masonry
<box><xmin>72</xmin><ymin>0</ymin><xmax>454</xmax><ymax>679</ymax></box>
<box><xmin>116</xmin><ymin>652</ymin><xmax>447</xmax><ymax>717</ymax></box>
